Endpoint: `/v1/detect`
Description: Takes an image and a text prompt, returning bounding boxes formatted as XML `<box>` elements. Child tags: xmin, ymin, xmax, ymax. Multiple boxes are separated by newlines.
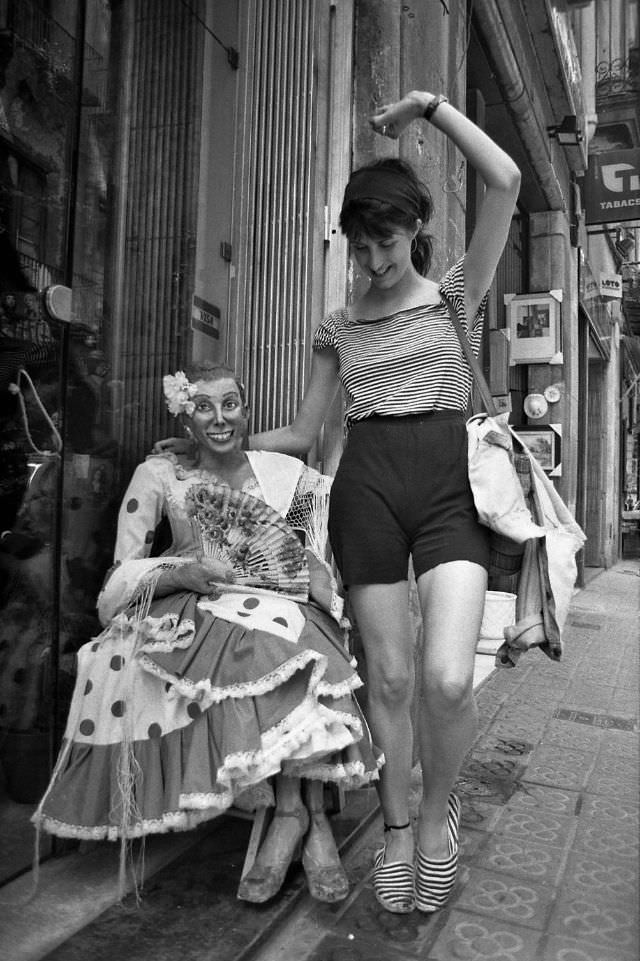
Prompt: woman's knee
<box><xmin>421</xmin><ymin>672</ymin><xmax>474</xmax><ymax>713</ymax></box>
<box><xmin>368</xmin><ymin>660</ymin><xmax>414</xmax><ymax>706</ymax></box>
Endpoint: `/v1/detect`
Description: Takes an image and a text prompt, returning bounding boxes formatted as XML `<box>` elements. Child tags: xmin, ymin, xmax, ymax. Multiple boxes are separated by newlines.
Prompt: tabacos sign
<box><xmin>585</xmin><ymin>148</ymin><xmax>640</xmax><ymax>224</ymax></box>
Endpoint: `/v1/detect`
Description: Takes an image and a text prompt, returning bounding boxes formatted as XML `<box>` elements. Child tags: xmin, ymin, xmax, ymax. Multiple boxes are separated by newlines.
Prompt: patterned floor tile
<box><xmin>599</xmin><ymin>729</ymin><xmax>638</xmax><ymax>758</ymax></box>
<box><xmin>506</xmin><ymin>784</ymin><xmax>580</xmax><ymax>817</ymax></box>
<box><xmin>472</xmin><ymin>834</ymin><xmax>566</xmax><ymax>884</ymax></box>
<box><xmin>492</xmin><ymin>806</ymin><xmax>577</xmax><ymax>848</ymax></box>
<box><xmin>560</xmin><ymin>850</ymin><xmax>639</xmax><ymax>905</ymax></box>
<box><xmin>428</xmin><ymin>910</ymin><xmax>542</xmax><ymax>961</ymax></box>
<box><xmin>547</xmin><ymin>895</ymin><xmax>639</xmax><ymax>953</ymax></box>
<box><xmin>572</xmin><ymin>813</ymin><xmax>639</xmax><ymax>860</ymax></box>
<box><xmin>541</xmin><ymin>934</ymin><xmax>639</xmax><ymax>961</ymax></box>
<box><xmin>522</xmin><ymin>745</ymin><xmax>595</xmax><ymax>790</ymax></box>
<box><xmin>540</xmin><ymin>720</ymin><xmax>603</xmax><ymax>752</ymax></box>
<box><xmin>457</xmin><ymin>755</ymin><xmax>522</xmax><ymax>806</ymax></box>
<box><xmin>585</xmin><ymin>765</ymin><xmax>639</xmax><ymax>799</ymax></box>
<box><xmin>453</xmin><ymin>867</ymin><xmax>554</xmax><ymax>929</ymax></box>
<box><xmin>487</xmin><ymin>718</ymin><xmax>549</xmax><ymax>743</ymax></box>
<box><xmin>473</xmin><ymin>733</ymin><xmax>534</xmax><ymax>758</ymax></box>
<box><xmin>578</xmin><ymin>793</ymin><xmax>639</xmax><ymax>823</ymax></box>
<box><xmin>457</xmin><ymin>796</ymin><xmax>504</xmax><ymax>833</ymax></box>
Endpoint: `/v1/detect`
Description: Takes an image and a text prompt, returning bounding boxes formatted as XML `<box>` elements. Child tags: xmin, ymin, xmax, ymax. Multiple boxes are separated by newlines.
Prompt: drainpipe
<box><xmin>473</xmin><ymin>0</ymin><xmax>566</xmax><ymax>211</ymax></box>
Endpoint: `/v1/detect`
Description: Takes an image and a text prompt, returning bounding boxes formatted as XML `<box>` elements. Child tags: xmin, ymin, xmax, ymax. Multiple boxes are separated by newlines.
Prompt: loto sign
<box><xmin>599</xmin><ymin>273</ymin><xmax>622</xmax><ymax>298</ymax></box>
<box><xmin>585</xmin><ymin>148</ymin><xmax>640</xmax><ymax>224</ymax></box>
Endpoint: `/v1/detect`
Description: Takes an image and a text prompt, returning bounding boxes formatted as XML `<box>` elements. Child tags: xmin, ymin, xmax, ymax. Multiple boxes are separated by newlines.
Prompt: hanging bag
<box><xmin>443</xmin><ymin>295</ymin><xmax>586</xmax><ymax>667</ymax></box>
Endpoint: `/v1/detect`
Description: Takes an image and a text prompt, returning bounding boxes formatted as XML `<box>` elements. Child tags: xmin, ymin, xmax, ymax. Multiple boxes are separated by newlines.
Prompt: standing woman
<box><xmin>250</xmin><ymin>90</ymin><xmax>520</xmax><ymax>913</ymax></box>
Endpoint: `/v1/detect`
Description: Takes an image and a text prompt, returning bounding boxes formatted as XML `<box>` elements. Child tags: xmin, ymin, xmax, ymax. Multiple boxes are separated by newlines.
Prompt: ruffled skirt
<box><xmin>32</xmin><ymin>589</ymin><xmax>381</xmax><ymax>840</ymax></box>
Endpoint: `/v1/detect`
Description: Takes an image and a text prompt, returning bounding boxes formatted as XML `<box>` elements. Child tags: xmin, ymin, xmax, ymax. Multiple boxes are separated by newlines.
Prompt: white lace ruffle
<box><xmin>32</xmin><ymin>804</ymin><xmax>226</xmax><ymax>841</ymax></box>
<box><xmin>137</xmin><ymin>646</ymin><xmax>328</xmax><ymax>706</ymax></box>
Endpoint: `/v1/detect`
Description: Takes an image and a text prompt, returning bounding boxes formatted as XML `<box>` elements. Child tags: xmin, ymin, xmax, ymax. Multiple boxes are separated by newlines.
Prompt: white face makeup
<box><xmin>187</xmin><ymin>378</ymin><xmax>248</xmax><ymax>456</ymax></box>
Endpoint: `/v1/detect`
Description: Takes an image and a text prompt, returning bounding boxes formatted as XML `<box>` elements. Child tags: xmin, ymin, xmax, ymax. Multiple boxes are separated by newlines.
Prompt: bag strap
<box><xmin>441</xmin><ymin>293</ymin><xmax>498</xmax><ymax>418</ymax></box>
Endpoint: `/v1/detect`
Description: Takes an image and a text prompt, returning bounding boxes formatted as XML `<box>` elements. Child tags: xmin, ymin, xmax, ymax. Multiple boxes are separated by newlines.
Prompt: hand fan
<box><xmin>184</xmin><ymin>482</ymin><xmax>309</xmax><ymax>598</ymax></box>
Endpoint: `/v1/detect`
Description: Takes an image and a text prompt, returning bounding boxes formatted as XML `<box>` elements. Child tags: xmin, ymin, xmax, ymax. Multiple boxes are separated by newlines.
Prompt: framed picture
<box><xmin>514</xmin><ymin>426</ymin><xmax>560</xmax><ymax>473</ymax></box>
<box><xmin>505</xmin><ymin>291</ymin><xmax>562</xmax><ymax>364</ymax></box>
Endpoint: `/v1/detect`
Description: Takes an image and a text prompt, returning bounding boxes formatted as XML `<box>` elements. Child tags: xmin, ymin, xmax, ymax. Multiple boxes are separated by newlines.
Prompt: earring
<box><xmin>411</xmin><ymin>237</ymin><xmax>418</xmax><ymax>254</ymax></box>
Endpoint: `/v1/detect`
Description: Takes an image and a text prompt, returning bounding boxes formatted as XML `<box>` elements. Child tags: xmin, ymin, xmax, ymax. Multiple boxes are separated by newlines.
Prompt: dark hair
<box><xmin>339</xmin><ymin>158</ymin><xmax>433</xmax><ymax>276</ymax></box>
<box><xmin>184</xmin><ymin>362</ymin><xmax>247</xmax><ymax>406</ymax></box>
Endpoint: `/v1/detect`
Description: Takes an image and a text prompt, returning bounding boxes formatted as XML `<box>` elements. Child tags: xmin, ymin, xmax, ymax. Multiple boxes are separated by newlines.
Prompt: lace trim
<box><xmin>316</xmin><ymin>674</ymin><xmax>363</xmax><ymax>698</ymax></box>
<box><xmin>285</xmin><ymin>756</ymin><xmax>383</xmax><ymax>786</ymax></box>
<box><xmin>32</xmin><ymin>805</ymin><xmax>226</xmax><ymax>841</ymax></box>
<box><xmin>138</xmin><ymin>647</ymin><xmax>327</xmax><ymax>705</ymax></box>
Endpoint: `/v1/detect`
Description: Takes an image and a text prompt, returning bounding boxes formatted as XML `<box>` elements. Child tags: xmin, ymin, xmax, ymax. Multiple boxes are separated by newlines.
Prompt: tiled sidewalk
<box><xmin>1</xmin><ymin>561</ymin><xmax>638</xmax><ymax>961</ymax></box>
<box><xmin>260</xmin><ymin>560</ymin><xmax>640</xmax><ymax>961</ymax></box>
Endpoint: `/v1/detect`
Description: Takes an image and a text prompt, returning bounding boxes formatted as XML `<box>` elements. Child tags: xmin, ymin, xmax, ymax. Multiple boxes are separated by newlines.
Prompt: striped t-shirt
<box><xmin>312</xmin><ymin>258</ymin><xmax>487</xmax><ymax>424</ymax></box>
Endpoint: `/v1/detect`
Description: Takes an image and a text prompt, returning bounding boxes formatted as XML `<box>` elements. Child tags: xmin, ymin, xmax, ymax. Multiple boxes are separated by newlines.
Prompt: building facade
<box><xmin>1</xmin><ymin>0</ymin><xmax>638</xmax><ymax>886</ymax></box>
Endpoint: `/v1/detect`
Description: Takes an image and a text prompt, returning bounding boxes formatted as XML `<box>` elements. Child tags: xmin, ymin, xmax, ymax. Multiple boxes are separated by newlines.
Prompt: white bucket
<box><xmin>477</xmin><ymin>590</ymin><xmax>517</xmax><ymax>654</ymax></box>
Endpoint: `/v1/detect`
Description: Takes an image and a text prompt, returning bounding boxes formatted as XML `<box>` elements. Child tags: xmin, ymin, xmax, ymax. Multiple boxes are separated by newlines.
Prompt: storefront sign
<box><xmin>191</xmin><ymin>295</ymin><xmax>220</xmax><ymax>339</ymax></box>
<box><xmin>585</xmin><ymin>149</ymin><xmax>640</xmax><ymax>224</ymax></box>
<box><xmin>599</xmin><ymin>273</ymin><xmax>622</xmax><ymax>298</ymax></box>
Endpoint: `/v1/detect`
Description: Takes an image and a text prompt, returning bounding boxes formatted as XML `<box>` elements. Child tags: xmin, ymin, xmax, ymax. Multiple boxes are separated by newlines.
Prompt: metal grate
<box><xmin>239</xmin><ymin>0</ymin><xmax>318</xmax><ymax>433</ymax></box>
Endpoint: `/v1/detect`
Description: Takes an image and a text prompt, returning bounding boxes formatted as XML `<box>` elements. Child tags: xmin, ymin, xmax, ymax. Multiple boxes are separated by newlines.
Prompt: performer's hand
<box><xmin>151</xmin><ymin>436</ymin><xmax>193</xmax><ymax>455</ymax></box>
<box><xmin>155</xmin><ymin>559</ymin><xmax>235</xmax><ymax>597</ymax></box>
<box><xmin>305</xmin><ymin>548</ymin><xmax>338</xmax><ymax>613</ymax></box>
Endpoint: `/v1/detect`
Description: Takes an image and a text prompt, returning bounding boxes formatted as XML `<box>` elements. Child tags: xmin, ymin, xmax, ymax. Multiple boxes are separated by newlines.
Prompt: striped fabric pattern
<box><xmin>414</xmin><ymin>792</ymin><xmax>462</xmax><ymax>913</ymax></box>
<box><xmin>373</xmin><ymin>846</ymin><xmax>415</xmax><ymax>914</ymax></box>
<box><xmin>312</xmin><ymin>258</ymin><xmax>487</xmax><ymax>425</ymax></box>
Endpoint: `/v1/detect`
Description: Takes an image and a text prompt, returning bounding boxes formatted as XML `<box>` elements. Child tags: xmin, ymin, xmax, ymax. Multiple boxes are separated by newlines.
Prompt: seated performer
<box><xmin>32</xmin><ymin>363</ymin><xmax>382</xmax><ymax>904</ymax></box>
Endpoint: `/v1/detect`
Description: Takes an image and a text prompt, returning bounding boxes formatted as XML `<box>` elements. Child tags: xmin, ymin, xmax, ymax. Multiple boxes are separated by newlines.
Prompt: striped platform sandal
<box><xmin>414</xmin><ymin>793</ymin><xmax>461</xmax><ymax>913</ymax></box>
<box><xmin>372</xmin><ymin>822</ymin><xmax>415</xmax><ymax>914</ymax></box>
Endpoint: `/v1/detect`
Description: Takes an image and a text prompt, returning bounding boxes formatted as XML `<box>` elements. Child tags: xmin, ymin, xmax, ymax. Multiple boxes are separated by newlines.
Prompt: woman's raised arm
<box><xmin>370</xmin><ymin>91</ymin><xmax>520</xmax><ymax>320</ymax></box>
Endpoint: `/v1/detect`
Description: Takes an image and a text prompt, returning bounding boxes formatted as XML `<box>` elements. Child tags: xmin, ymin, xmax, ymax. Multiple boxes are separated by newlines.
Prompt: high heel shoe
<box><xmin>372</xmin><ymin>822</ymin><xmax>415</xmax><ymax>914</ymax></box>
<box><xmin>414</xmin><ymin>793</ymin><xmax>461</xmax><ymax>913</ymax></box>
<box><xmin>237</xmin><ymin>807</ymin><xmax>309</xmax><ymax>903</ymax></box>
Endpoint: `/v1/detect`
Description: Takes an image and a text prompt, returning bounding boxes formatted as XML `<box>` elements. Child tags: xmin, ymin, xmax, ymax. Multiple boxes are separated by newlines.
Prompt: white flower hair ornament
<box><xmin>163</xmin><ymin>371</ymin><xmax>199</xmax><ymax>417</ymax></box>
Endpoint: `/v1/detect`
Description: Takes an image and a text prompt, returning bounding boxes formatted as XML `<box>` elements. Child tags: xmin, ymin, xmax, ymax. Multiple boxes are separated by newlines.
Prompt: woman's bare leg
<box><xmin>347</xmin><ymin>581</ymin><xmax>416</xmax><ymax>866</ymax></box>
<box><xmin>416</xmin><ymin>560</ymin><xmax>486</xmax><ymax>857</ymax></box>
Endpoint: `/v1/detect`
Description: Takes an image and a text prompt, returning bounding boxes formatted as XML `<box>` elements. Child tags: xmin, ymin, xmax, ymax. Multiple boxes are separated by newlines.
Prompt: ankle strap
<box><xmin>383</xmin><ymin>821</ymin><xmax>410</xmax><ymax>832</ymax></box>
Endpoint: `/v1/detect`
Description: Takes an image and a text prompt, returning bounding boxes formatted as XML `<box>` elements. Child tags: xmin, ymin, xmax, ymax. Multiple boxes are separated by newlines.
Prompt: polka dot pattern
<box><xmin>187</xmin><ymin>702</ymin><xmax>201</xmax><ymax>719</ymax></box>
<box><xmin>79</xmin><ymin>719</ymin><xmax>95</xmax><ymax>736</ymax></box>
<box><xmin>110</xmin><ymin>655</ymin><xmax>124</xmax><ymax>671</ymax></box>
<box><xmin>126</xmin><ymin>498</ymin><xmax>139</xmax><ymax>513</ymax></box>
<box><xmin>111</xmin><ymin>700</ymin><xmax>125</xmax><ymax>717</ymax></box>
<box><xmin>148</xmin><ymin>723</ymin><xmax>162</xmax><ymax>739</ymax></box>
<box><xmin>84</xmin><ymin>680</ymin><xmax>93</xmax><ymax>695</ymax></box>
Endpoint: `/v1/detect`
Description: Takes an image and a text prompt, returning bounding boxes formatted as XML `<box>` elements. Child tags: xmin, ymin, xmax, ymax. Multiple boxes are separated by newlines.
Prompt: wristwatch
<box><xmin>424</xmin><ymin>94</ymin><xmax>449</xmax><ymax>122</ymax></box>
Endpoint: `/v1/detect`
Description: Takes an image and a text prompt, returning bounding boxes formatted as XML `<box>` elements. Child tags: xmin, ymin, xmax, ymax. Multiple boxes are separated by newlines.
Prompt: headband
<box><xmin>342</xmin><ymin>167</ymin><xmax>420</xmax><ymax>216</ymax></box>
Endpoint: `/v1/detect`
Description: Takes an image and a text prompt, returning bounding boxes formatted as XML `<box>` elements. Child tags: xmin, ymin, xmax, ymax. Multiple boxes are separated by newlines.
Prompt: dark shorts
<box><xmin>328</xmin><ymin>412</ymin><xmax>490</xmax><ymax>587</ymax></box>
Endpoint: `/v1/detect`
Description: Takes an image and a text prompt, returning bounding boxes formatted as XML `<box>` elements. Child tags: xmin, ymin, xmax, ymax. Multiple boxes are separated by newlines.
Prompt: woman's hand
<box><xmin>370</xmin><ymin>91</ymin><xmax>431</xmax><ymax>140</ymax></box>
<box><xmin>151</xmin><ymin>436</ymin><xmax>193</xmax><ymax>456</ymax></box>
<box><xmin>306</xmin><ymin>548</ymin><xmax>339</xmax><ymax>613</ymax></box>
<box><xmin>155</xmin><ymin>558</ymin><xmax>235</xmax><ymax>597</ymax></box>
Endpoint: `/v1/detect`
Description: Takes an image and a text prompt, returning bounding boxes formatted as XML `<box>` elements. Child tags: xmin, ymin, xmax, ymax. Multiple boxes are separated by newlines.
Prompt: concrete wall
<box><xmin>351</xmin><ymin>0</ymin><xmax>468</xmax><ymax>292</ymax></box>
